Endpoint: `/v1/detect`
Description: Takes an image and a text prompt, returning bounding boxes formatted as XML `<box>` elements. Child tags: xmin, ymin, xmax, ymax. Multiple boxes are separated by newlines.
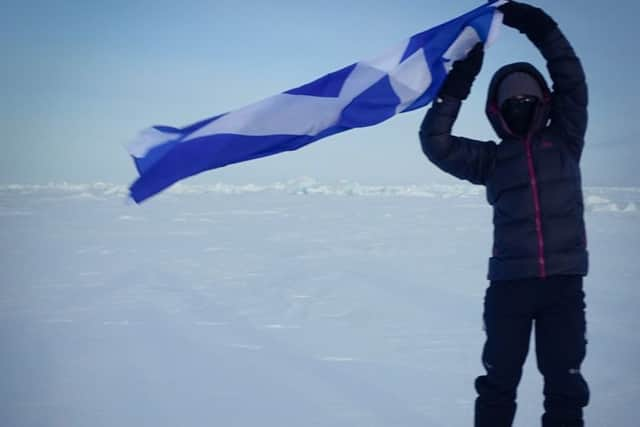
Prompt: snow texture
<box><xmin>0</xmin><ymin>178</ymin><xmax>638</xmax><ymax>427</ymax></box>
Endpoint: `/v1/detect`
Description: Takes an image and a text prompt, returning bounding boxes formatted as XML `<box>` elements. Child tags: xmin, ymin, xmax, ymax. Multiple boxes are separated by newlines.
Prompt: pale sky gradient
<box><xmin>2</xmin><ymin>0</ymin><xmax>638</xmax><ymax>186</ymax></box>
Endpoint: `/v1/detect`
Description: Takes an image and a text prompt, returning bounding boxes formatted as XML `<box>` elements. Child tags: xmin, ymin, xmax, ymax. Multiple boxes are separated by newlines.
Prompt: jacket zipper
<box><xmin>523</xmin><ymin>135</ymin><xmax>547</xmax><ymax>278</ymax></box>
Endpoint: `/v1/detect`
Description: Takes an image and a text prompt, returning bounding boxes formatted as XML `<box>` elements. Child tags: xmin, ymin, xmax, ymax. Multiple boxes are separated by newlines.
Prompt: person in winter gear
<box><xmin>419</xmin><ymin>2</ymin><xmax>589</xmax><ymax>426</ymax></box>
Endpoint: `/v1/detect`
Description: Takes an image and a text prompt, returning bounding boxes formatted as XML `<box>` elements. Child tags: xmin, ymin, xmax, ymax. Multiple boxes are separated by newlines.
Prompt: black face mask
<box><xmin>500</xmin><ymin>96</ymin><xmax>539</xmax><ymax>136</ymax></box>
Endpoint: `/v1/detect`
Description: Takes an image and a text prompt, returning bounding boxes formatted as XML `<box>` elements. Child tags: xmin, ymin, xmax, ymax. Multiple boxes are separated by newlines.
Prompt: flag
<box><xmin>127</xmin><ymin>1</ymin><xmax>506</xmax><ymax>203</ymax></box>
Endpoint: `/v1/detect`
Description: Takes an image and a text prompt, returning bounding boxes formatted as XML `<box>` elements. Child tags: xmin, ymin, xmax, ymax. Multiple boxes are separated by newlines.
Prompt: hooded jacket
<box><xmin>419</xmin><ymin>27</ymin><xmax>588</xmax><ymax>281</ymax></box>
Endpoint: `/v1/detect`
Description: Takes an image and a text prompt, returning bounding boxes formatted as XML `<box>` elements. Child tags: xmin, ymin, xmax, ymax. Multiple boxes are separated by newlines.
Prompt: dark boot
<box><xmin>542</xmin><ymin>413</ymin><xmax>584</xmax><ymax>427</ymax></box>
<box><xmin>475</xmin><ymin>376</ymin><xmax>518</xmax><ymax>427</ymax></box>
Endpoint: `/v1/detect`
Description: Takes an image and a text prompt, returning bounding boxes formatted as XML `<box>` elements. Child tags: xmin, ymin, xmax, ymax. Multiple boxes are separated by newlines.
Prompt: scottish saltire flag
<box><xmin>127</xmin><ymin>1</ymin><xmax>506</xmax><ymax>203</ymax></box>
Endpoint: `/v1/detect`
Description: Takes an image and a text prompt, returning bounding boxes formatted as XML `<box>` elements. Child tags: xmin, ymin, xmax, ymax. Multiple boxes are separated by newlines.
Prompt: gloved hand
<box><xmin>438</xmin><ymin>42</ymin><xmax>484</xmax><ymax>100</ymax></box>
<box><xmin>499</xmin><ymin>1</ymin><xmax>557</xmax><ymax>44</ymax></box>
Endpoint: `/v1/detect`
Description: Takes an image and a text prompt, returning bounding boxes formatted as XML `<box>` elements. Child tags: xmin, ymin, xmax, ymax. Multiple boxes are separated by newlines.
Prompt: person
<box><xmin>419</xmin><ymin>2</ymin><xmax>589</xmax><ymax>426</ymax></box>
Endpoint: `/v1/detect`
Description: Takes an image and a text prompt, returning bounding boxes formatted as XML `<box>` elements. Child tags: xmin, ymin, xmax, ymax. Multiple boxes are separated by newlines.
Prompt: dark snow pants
<box><xmin>474</xmin><ymin>275</ymin><xmax>589</xmax><ymax>427</ymax></box>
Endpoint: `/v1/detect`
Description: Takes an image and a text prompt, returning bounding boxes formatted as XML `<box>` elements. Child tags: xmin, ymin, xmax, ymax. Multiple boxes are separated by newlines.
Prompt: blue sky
<box><xmin>1</xmin><ymin>0</ymin><xmax>638</xmax><ymax>185</ymax></box>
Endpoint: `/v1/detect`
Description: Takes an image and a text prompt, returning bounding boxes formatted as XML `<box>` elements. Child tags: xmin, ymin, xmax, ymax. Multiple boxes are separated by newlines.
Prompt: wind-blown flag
<box><xmin>127</xmin><ymin>0</ymin><xmax>506</xmax><ymax>203</ymax></box>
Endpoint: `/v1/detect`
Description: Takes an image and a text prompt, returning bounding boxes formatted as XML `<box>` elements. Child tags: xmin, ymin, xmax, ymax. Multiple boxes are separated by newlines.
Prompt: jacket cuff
<box><xmin>433</xmin><ymin>96</ymin><xmax>462</xmax><ymax>114</ymax></box>
<box><xmin>420</xmin><ymin>96</ymin><xmax>462</xmax><ymax>133</ymax></box>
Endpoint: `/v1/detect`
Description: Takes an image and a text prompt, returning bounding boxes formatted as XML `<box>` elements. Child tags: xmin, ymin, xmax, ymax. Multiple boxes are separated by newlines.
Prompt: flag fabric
<box><xmin>127</xmin><ymin>1</ymin><xmax>507</xmax><ymax>203</ymax></box>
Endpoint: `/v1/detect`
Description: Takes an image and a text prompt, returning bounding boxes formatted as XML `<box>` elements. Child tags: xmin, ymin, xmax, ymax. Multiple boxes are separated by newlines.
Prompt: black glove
<box><xmin>499</xmin><ymin>1</ymin><xmax>557</xmax><ymax>44</ymax></box>
<box><xmin>438</xmin><ymin>42</ymin><xmax>484</xmax><ymax>101</ymax></box>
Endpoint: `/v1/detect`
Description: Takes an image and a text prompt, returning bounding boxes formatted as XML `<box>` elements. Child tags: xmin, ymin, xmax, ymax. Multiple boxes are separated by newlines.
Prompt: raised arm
<box><xmin>420</xmin><ymin>43</ymin><xmax>496</xmax><ymax>185</ymax></box>
<box><xmin>500</xmin><ymin>1</ymin><xmax>588</xmax><ymax>158</ymax></box>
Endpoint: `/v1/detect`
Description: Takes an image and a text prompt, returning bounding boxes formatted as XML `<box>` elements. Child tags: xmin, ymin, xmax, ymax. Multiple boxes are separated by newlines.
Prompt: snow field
<box><xmin>0</xmin><ymin>180</ymin><xmax>638</xmax><ymax>426</ymax></box>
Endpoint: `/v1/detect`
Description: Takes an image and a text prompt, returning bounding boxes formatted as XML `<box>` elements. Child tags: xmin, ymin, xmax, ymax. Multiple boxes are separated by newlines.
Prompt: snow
<box><xmin>2</xmin><ymin>179</ymin><xmax>639</xmax><ymax>206</ymax></box>
<box><xmin>0</xmin><ymin>179</ymin><xmax>638</xmax><ymax>427</ymax></box>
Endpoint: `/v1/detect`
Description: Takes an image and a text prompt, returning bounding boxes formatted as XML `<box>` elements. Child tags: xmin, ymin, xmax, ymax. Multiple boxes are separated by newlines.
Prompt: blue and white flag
<box><xmin>127</xmin><ymin>1</ymin><xmax>506</xmax><ymax>203</ymax></box>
